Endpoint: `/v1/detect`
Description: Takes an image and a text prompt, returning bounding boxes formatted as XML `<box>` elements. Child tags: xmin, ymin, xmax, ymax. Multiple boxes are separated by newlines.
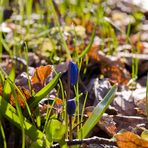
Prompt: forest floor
<box><xmin>0</xmin><ymin>0</ymin><xmax>148</xmax><ymax>148</ymax></box>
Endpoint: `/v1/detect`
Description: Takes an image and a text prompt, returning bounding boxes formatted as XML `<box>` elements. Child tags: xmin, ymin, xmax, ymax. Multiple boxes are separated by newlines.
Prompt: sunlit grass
<box><xmin>0</xmin><ymin>0</ymin><xmax>145</xmax><ymax>147</ymax></box>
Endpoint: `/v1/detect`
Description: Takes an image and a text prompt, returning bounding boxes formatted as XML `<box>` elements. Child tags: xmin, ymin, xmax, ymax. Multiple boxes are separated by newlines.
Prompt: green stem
<box><xmin>0</xmin><ymin>118</ymin><xmax>7</xmax><ymax>148</ymax></box>
<box><xmin>49</xmin><ymin>0</ymin><xmax>71</xmax><ymax>60</ymax></box>
<box><xmin>69</xmin><ymin>116</ymin><xmax>72</xmax><ymax>141</ymax></box>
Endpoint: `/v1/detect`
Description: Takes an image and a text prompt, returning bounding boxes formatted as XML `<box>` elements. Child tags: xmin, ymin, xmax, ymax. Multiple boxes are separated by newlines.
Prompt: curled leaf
<box><xmin>115</xmin><ymin>131</ymin><xmax>148</xmax><ymax>148</ymax></box>
<box><xmin>31</xmin><ymin>65</ymin><xmax>52</xmax><ymax>87</ymax></box>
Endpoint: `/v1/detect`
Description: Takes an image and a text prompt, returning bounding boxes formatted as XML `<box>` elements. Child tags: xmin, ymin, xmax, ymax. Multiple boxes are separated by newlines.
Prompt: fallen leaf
<box><xmin>10</xmin><ymin>86</ymin><xmax>31</xmax><ymax>108</ymax></box>
<box><xmin>98</xmin><ymin>114</ymin><xmax>117</xmax><ymax>136</ymax></box>
<box><xmin>101</xmin><ymin>65</ymin><xmax>130</xmax><ymax>84</ymax></box>
<box><xmin>85</xmin><ymin>107</ymin><xmax>117</xmax><ymax>137</ymax></box>
<box><xmin>31</xmin><ymin>65</ymin><xmax>52</xmax><ymax>87</ymax></box>
<box><xmin>88</xmin><ymin>48</ymin><xmax>130</xmax><ymax>84</ymax></box>
<box><xmin>55</xmin><ymin>97</ymin><xmax>63</xmax><ymax>113</ymax></box>
<box><xmin>115</xmin><ymin>131</ymin><xmax>148</xmax><ymax>148</ymax></box>
<box><xmin>135</xmin><ymin>98</ymin><xmax>146</xmax><ymax>116</ymax></box>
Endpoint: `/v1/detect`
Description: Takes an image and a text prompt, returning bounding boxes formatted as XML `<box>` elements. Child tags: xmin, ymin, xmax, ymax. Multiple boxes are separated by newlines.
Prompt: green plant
<box><xmin>78</xmin><ymin>85</ymin><xmax>117</xmax><ymax>139</ymax></box>
<box><xmin>26</xmin><ymin>0</ymin><xmax>33</xmax><ymax>33</ymax></box>
<box><xmin>0</xmin><ymin>64</ymin><xmax>61</xmax><ymax>147</ymax></box>
<box><xmin>146</xmin><ymin>74</ymin><xmax>148</xmax><ymax>120</ymax></box>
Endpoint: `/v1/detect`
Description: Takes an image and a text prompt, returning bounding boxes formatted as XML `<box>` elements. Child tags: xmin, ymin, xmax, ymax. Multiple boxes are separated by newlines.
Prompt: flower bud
<box><xmin>66</xmin><ymin>99</ymin><xmax>76</xmax><ymax>116</ymax></box>
<box><xmin>69</xmin><ymin>61</ymin><xmax>78</xmax><ymax>86</ymax></box>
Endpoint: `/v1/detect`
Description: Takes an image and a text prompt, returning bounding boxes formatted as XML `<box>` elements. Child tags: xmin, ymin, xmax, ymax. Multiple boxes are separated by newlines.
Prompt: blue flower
<box><xmin>66</xmin><ymin>99</ymin><xmax>76</xmax><ymax>116</ymax></box>
<box><xmin>69</xmin><ymin>61</ymin><xmax>78</xmax><ymax>86</ymax></box>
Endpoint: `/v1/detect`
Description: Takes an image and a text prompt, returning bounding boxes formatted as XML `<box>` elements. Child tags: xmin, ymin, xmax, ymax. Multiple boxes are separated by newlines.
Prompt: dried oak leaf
<box><xmin>10</xmin><ymin>86</ymin><xmax>31</xmax><ymax>108</ymax></box>
<box><xmin>31</xmin><ymin>65</ymin><xmax>52</xmax><ymax>91</ymax></box>
<box><xmin>88</xmin><ymin>46</ymin><xmax>130</xmax><ymax>84</ymax></box>
<box><xmin>115</xmin><ymin>131</ymin><xmax>148</xmax><ymax>148</ymax></box>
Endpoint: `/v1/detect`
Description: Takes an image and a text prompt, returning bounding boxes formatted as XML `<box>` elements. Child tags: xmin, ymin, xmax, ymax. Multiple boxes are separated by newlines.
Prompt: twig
<box><xmin>52</xmin><ymin>0</ymin><xmax>64</xmax><ymax>25</ymax></box>
<box><xmin>114</xmin><ymin>114</ymin><xmax>148</xmax><ymax>123</ymax></box>
<box><xmin>51</xmin><ymin>136</ymin><xmax>117</xmax><ymax>147</ymax></box>
<box><xmin>116</xmin><ymin>52</ymin><xmax>148</xmax><ymax>60</ymax></box>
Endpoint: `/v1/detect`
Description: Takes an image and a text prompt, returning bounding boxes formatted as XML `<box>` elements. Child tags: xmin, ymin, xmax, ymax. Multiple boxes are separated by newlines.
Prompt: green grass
<box><xmin>26</xmin><ymin>0</ymin><xmax>33</xmax><ymax>33</ymax></box>
<box><xmin>78</xmin><ymin>85</ymin><xmax>117</xmax><ymax>139</ymax></box>
<box><xmin>0</xmin><ymin>115</ymin><xmax>7</xmax><ymax>148</ymax></box>
<box><xmin>146</xmin><ymin>74</ymin><xmax>148</xmax><ymax>120</ymax></box>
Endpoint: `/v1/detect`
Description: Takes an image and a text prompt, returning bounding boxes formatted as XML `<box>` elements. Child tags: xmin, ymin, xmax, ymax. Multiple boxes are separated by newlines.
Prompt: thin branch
<box><xmin>51</xmin><ymin>136</ymin><xmax>117</xmax><ymax>147</ymax></box>
<box><xmin>117</xmin><ymin>52</ymin><xmax>148</xmax><ymax>60</ymax></box>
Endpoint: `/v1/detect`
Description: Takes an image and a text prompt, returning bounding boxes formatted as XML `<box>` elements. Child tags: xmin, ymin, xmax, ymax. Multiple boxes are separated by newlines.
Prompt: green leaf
<box><xmin>78</xmin><ymin>25</ymin><xmax>96</xmax><ymax>59</ymax></box>
<box><xmin>29</xmin><ymin>73</ymin><xmax>60</xmax><ymax>108</ymax></box>
<box><xmin>30</xmin><ymin>139</ymin><xmax>43</xmax><ymax>148</ymax></box>
<box><xmin>0</xmin><ymin>96</ymin><xmax>48</xmax><ymax>142</ymax></box>
<box><xmin>45</xmin><ymin>118</ymin><xmax>66</xmax><ymax>142</ymax></box>
<box><xmin>78</xmin><ymin>85</ymin><xmax>117</xmax><ymax>138</ymax></box>
<box><xmin>3</xmin><ymin>65</ymin><xmax>15</xmax><ymax>101</ymax></box>
<box><xmin>141</xmin><ymin>129</ymin><xmax>148</xmax><ymax>141</ymax></box>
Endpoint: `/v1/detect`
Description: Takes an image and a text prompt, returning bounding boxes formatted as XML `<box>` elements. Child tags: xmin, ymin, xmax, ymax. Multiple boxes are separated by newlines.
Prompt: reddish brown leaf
<box><xmin>135</xmin><ymin>98</ymin><xmax>146</xmax><ymax>116</ymax></box>
<box><xmin>101</xmin><ymin>65</ymin><xmax>130</xmax><ymax>84</ymax></box>
<box><xmin>55</xmin><ymin>97</ymin><xmax>63</xmax><ymax>113</ymax></box>
<box><xmin>98</xmin><ymin>115</ymin><xmax>117</xmax><ymax>136</ymax></box>
<box><xmin>10</xmin><ymin>86</ymin><xmax>31</xmax><ymax>108</ymax></box>
<box><xmin>31</xmin><ymin>65</ymin><xmax>52</xmax><ymax>86</ymax></box>
<box><xmin>115</xmin><ymin>131</ymin><xmax>148</xmax><ymax>148</ymax></box>
<box><xmin>88</xmin><ymin>47</ymin><xmax>130</xmax><ymax>84</ymax></box>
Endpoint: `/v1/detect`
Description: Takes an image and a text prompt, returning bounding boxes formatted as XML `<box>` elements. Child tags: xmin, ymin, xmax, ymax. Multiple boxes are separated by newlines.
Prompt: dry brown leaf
<box><xmin>115</xmin><ymin>131</ymin><xmax>148</xmax><ymax>148</ymax></box>
<box><xmin>135</xmin><ymin>98</ymin><xmax>146</xmax><ymax>116</ymax></box>
<box><xmin>31</xmin><ymin>65</ymin><xmax>52</xmax><ymax>86</ymax></box>
<box><xmin>10</xmin><ymin>86</ymin><xmax>31</xmax><ymax>108</ymax></box>
<box><xmin>85</xmin><ymin>107</ymin><xmax>117</xmax><ymax>137</ymax></box>
<box><xmin>98</xmin><ymin>115</ymin><xmax>117</xmax><ymax>136</ymax></box>
<box><xmin>88</xmin><ymin>47</ymin><xmax>130</xmax><ymax>84</ymax></box>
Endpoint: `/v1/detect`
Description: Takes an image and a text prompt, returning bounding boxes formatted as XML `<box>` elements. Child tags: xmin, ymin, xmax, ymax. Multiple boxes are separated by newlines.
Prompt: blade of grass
<box><xmin>0</xmin><ymin>0</ymin><xmax>5</xmax><ymax>62</ymax></box>
<box><xmin>8</xmin><ymin>79</ymin><xmax>35</xmax><ymax>125</ymax></box>
<box><xmin>29</xmin><ymin>73</ymin><xmax>60</xmax><ymax>108</ymax></box>
<box><xmin>78</xmin><ymin>85</ymin><xmax>117</xmax><ymax>139</ymax></box>
<box><xmin>1</xmin><ymin>66</ymin><xmax>34</xmax><ymax>125</ymax></box>
<box><xmin>1</xmin><ymin>66</ymin><xmax>29</xmax><ymax>148</ymax></box>
<box><xmin>24</xmin><ymin>43</ymin><xmax>32</xmax><ymax>92</ymax></box>
<box><xmin>49</xmin><ymin>0</ymin><xmax>71</xmax><ymax>60</ymax></box>
<box><xmin>26</xmin><ymin>0</ymin><xmax>33</xmax><ymax>33</ymax></box>
<box><xmin>146</xmin><ymin>74</ymin><xmax>148</xmax><ymax>120</ymax></box>
<box><xmin>10</xmin><ymin>84</ymin><xmax>25</xmax><ymax>148</ymax></box>
<box><xmin>0</xmin><ymin>70</ymin><xmax>5</xmax><ymax>84</ymax></box>
<box><xmin>3</xmin><ymin>65</ymin><xmax>15</xmax><ymax>102</ymax></box>
<box><xmin>0</xmin><ymin>96</ymin><xmax>49</xmax><ymax>142</ymax></box>
<box><xmin>43</xmin><ymin>99</ymin><xmax>56</xmax><ymax>132</ymax></box>
<box><xmin>78</xmin><ymin>26</ymin><xmax>96</xmax><ymax>59</ymax></box>
<box><xmin>0</xmin><ymin>38</ymin><xmax>12</xmax><ymax>56</ymax></box>
<box><xmin>18</xmin><ymin>0</ymin><xmax>24</xmax><ymax>26</ymax></box>
<box><xmin>80</xmin><ymin>92</ymin><xmax>88</xmax><ymax>128</ymax></box>
<box><xmin>0</xmin><ymin>117</ymin><xmax>7</xmax><ymax>148</ymax></box>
